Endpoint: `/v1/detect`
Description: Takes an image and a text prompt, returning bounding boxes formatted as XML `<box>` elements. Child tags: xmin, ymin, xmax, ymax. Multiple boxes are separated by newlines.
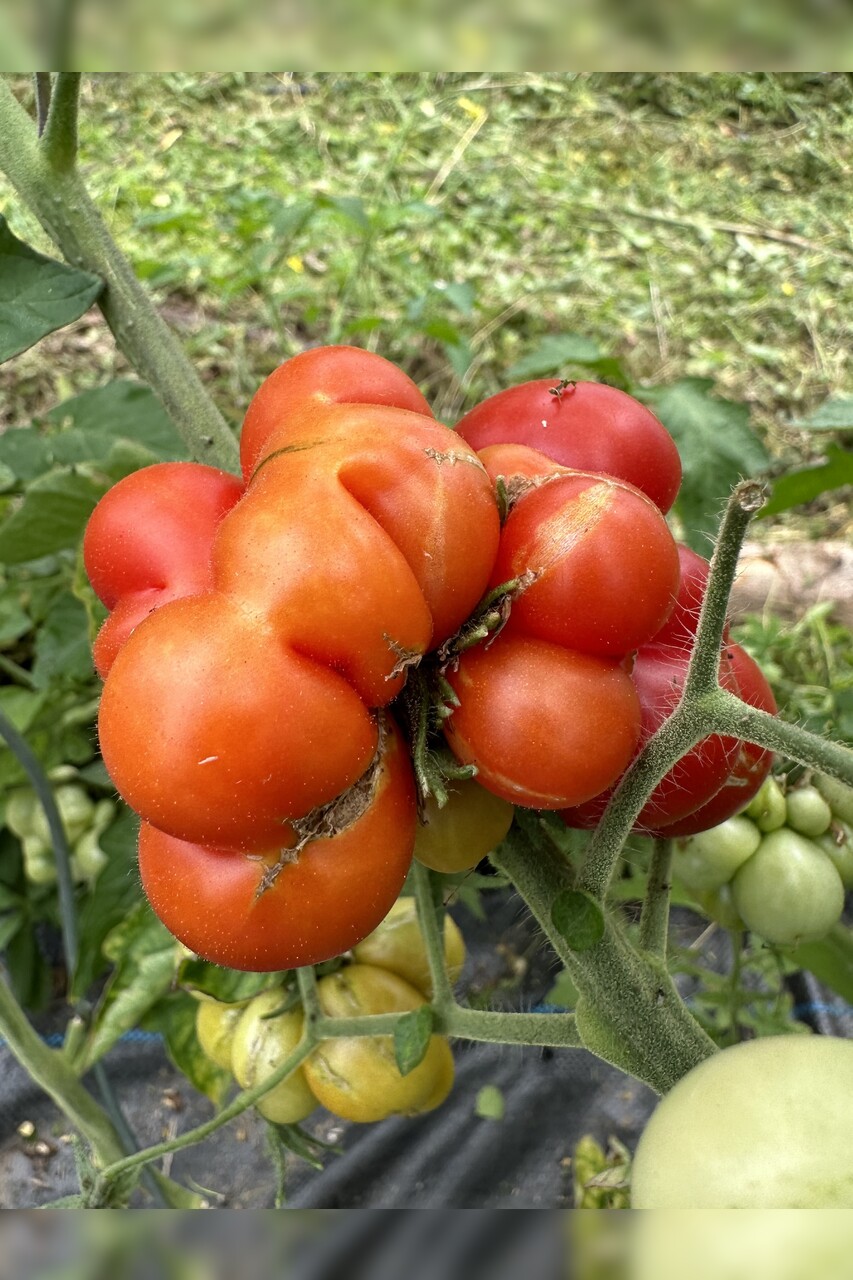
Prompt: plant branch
<box><xmin>412</xmin><ymin>860</ymin><xmax>456</xmax><ymax>1009</ymax></box>
<box><xmin>296</xmin><ymin>966</ymin><xmax>321</xmax><ymax>1026</ymax></box>
<box><xmin>442</xmin><ymin>1005</ymin><xmax>583</xmax><ymax>1047</ymax></box>
<box><xmin>0</xmin><ymin>76</ymin><xmax>238</xmax><ymax>473</ymax></box>
<box><xmin>639</xmin><ymin>838</ymin><xmax>673</xmax><ymax>958</ymax></box>
<box><xmin>34</xmin><ymin>74</ymin><xmax>52</xmax><ymax>136</ymax></box>
<box><xmin>40</xmin><ymin>72</ymin><xmax>80</xmax><ymax>171</ymax></box>
<box><xmin>708</xmin><ymin>691</ymin><xmax>853</xmax><ymax>786</ymax></box>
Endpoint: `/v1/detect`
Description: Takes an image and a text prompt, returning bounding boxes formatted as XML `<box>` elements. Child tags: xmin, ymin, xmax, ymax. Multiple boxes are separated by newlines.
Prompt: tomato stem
<box><xmin>638</xmin><ymin>838</ymin><xmax>673</xmax><ymax>958</ymax></box>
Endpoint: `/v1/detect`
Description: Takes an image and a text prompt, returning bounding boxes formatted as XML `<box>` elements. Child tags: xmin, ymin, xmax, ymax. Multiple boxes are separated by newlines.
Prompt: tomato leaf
<box><xmin>759</xmin><ymin>445</ymin><xmax>853</xmax><ymax>519</ymax></box>
<box><xmin>179</xmin><ymin>959</ymin><xmax>281</xmax><ymax>1004</ymax></box>
<box><xmin>551</xmin><ymin>889</ymin><xmax>605</xmax><ymax>952</ymax></box>
<box><xmin>45</xmin><ymin>380</ymin><xmax>186</xmax><ymax>461</ymax></box>
<box><xmin>640</xmin><ymin>379</ymin><xmax>769</xmax><ymax>550</ymax></box>
<box><xmin>393</xmin><ymin>1004</ymin><xmax>434</xmax><ymax>1076</ymax></box>
<box><xmin>0</xmin><ymin>467</ymin><xmax>109</xmax><ymax>564</ymax></box>
<box><xmin>786</xmin><ymin>924</ymin><xmax>853</xmax><ymax>1007</ymax></box>
<box><xmin>72</xmin><ymin>809</ymin><xmax>141</xmax><ymax>998</ymax></box>
<box><xmin>152</xmin><ymin>992</ymin><xmax>231</xmax><ymax>1105</ymax></box>
<box><xmin>789</xmin><ymin>397</ymin><xmax>853</xmax><ymax>434</ymax></box>
<box><xmin>0</xmin><ymin>214</ymin><xmax>103</xmax><ymax>363</ymax></box>
<box><xmin>507</xmin><ymin>334</ymin><xmax>603</xmax><ymax>381</ymax></box>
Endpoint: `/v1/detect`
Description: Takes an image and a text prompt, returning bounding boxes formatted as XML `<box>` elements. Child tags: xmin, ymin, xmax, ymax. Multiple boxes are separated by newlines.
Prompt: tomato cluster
<box><xmin>673</xmin><ymin>773</ymin><xmax>853</xmax><ymax>945</ymax></box>
<box><xmin>84</xmin><ymin>345</ymin><xmax>776</xmax><ymax>972</ymax></box>
<box><xmin>195</xmin><ymin>899</ymin><xmax>463</xmax><ymax>1124</ymax></box>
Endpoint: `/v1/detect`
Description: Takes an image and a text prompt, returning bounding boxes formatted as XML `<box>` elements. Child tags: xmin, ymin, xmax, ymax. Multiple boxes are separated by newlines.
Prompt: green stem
<box><xmin>0</xmin><ymin>77</ymin><xmax>238</xmax><ymax>473</ymax></box>
<box><xmin>95</xmin><ymin>1033</ymin><xmax>317</xmax><ymax>1189</ymax></box>
<box><xmin>0</xmin><ymin>970</ymin><xmax>125</xmax><ymax>1166</ymax></box>
<box><xmin>40</xmin><ymin>72</ymin><xmax>80</xmax><ymax>171</ymax></box>
<box><xmin>492</xmin><ymin>832</ymin><xmax>716</xmax><ymax>1094</ymax></box>
<box><xmin>708</xmin><ymin>691</ymin><xmax>853</xmax><ymax>786</ymax></box>
<box><xmin>34</xmin><ymin>73</ymin><xmax>52</xmax><ymax>136</ymax></box>
<box><xmin>442</xmin><ymin>1005</ymin><xmax>582</xmax><ymax>1048</ymax></box>
<box><xmin>639</xmin><ymin>838</ymin><xmax>673</xmax><ymax>958</ymax></box>
<box><xmin>296</xmin><ymin>966</ymin><xmax>321</xmax><ymax>1025</ymax></box>
<box><xmin>412</xmin><ymin>861</ymin><xmax>455</xmax><ymax>1009</ymax></box>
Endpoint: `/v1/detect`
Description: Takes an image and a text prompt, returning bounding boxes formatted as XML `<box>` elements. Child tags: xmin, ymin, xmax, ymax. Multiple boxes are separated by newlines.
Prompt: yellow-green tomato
<box><xmin>351</xmin><ymin>896</ymin><xmax>465</xmax><ymax>998</ymax></box>
<box><xmin>814</xmin><ymin>774</ymin><xmax>853</xmax><ymax>826</ymax></box>
<box><xmin>745</xmin><ymin>776</ymin><xmax>787</xmax><ymax>833</ymax></box>
<box><xmin>732</xmin><ymin>829</ymin><xmax>845</xmax><ymax>946</ymax></box>
<box><xmin>691</xmin><ymin>883</ymin><xmax>744</xmax><ymax>932</ymax></box>
<box><xmin>785</xmin><ymin>786</ymin><xmax>833</xmax><ymax>839</ymax></box>
<box><xmin>195</xmin><ymin>999</ymin><xmax>247</xmax><ymax>1072</ymax></box>
<box><xmin>304</xmin><ymin>963</ymin><xmax>454</xmax><ymax>1123</ymax></box>
<box><xmin>631</xmin><ymin>1035</ymin><xmax>853</xmax><ymax>1207</ymax></box>
<box><xmin>815</xmin><ymin>821</ymin><xmax>853</xmax><ymax>891</ymax></box>
<box><xmin>413</xmin><ymin>777</ymin><xmax>514</xmax><ymax>874</ymax></box>
<box><xmin>673</xmin><ymin>815</ymin><xmax>761</xmax><ymax>893</ymax></box>
<box><xmin>231</xmin><ymin>989</ymin><xmax>316</xmax><ymax>1125</ymax></box>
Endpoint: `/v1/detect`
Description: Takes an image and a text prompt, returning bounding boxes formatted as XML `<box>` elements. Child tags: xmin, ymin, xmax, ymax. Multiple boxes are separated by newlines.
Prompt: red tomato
<box><xmin>455</xmin><ymin>379</ymin><xmax>682</xmax><ymax>512</ymax></box>
<box><xmin>443</xmin><ymin>633</ymin><xmax>642</xmax><ymax>809</ymax></box>
<box><xmin>650</xmin><ymin>643</ymin><xmax>777</xmax><ymax>837</ymax></box>
<box><xmin>491</xmin><ymin>471</ymin><xmax>680</xmax><ymax>658</ymax></box>
<box><xmin>83</xmin><ymin>463</ymin><xmax>244</xmax><ymax>678</ymax></box>
<box><xmin>562</xmin><ymin>644</ymin><xmax>742</xmax><ymax>831</ymax></box>
<box><xmin>137</xmin><ymin>717</ymin><xmax>416</xmax><ymax>971</ymax></box>
<box><xmin>240</xmin><ymin>344</ymin><xmax>433</xmax><ymax>480</ymax></box>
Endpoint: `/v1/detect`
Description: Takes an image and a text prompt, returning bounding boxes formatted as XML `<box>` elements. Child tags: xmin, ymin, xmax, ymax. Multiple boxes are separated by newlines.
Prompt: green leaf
<box><xmin>759</xmin><ymin>445</ymin><xmax>853</xmax><ymax>519</ymax></box>
<box><xmin>0</xmin><ymin>686</ymin><xmax>45</xmax><ymax>734</ymax></box>
<box><xmin>0</xmin><ymin>215</ymin><xmax>103</xmax><ymax>363</ymax></box>
<box><xmin>790</xmin><ymin>397</ymin><xmax>853</xmax><ymax>434</ymax></box>
<box><xmin>46</xmin><ymin>380</ymin><xmax>186</xmax><ymax>461</ymax></box>
<box><xmin>507</xmin><ymin>334</ymin><xmax>603</xmax><ymax>381</ymax></box>
<box><xmin>31</xmin><ymin>592</ymin><xmax>93</xmax><ymax>688</ymax></box>
<box><xmin>393</xmin><ymin>1004</ymin><xmax>434</xmax><ymax>1076</ymax></box>
<box><xmin>151</xmin><ymin>992</ymin><xmax>231</xmax><ymax>1105</ymax></box>
<box><xmin>148</xmin><ymin>1171</ymin><xmax>210</xmax><ymax>1210</ymax></box>
<box><xmin>641</xmin><ymin>379</ymin><xmax>769</xmax><ymax>549</ymax></box>
<box><xmin>79</xmin><ymin>903</ymin><xmax>179</xmax><ymax>1070</ymax></box>
<box><xmin>319</xmin><ymin>194</ymin><xmax>370</xmax><ymax>230</ymax></box>
<box><xmin>550</xmin><ymin>889</ymin><xmax>605</xmax><ymax>952</ymax></box>
<box><xmin>179</xmin><ymin>959</ymin><xmax>280</xmax><ymax>1004</ymax></box>
<box><xmin>475</xmin><ymin>1084</ymin><xmax>505</xmax><ymax>1120</ymax></box>
<box><xmin>0</xmin><ymin>590</ymin><xmax>32</xmax><ymax>648</ymax></box>
<box><xmin>437</xmin><ymin>281</ymin><xmax>476</xmax><ymax>315</ymax></box>
<box><xmin>0</xmin><ymin>467</ymin><xmax>108</xmax><ymax>564</ymax></box>
<box><xmin>0</xmin><ymin>910</ymin><xmax>23</xmax><ymax>949</ymax></box>
<box><xmin>0</xmin><ymin>429</ymin><xmax>50</xmax><ymax>485</ymax></box>
<box><xmin>72</xmin><ymin>809</ymin><xmax>142</xmax><ymax>998</ymax></box>
<box><xmin>786</xmin><ymin>924</ymin><xmax>853</xmax><ymax>1006</ymax></box>
<box><xmin>543</xmin><ymin>967</ymin><xmax>579</xmax><ymax>1009</ymax></box>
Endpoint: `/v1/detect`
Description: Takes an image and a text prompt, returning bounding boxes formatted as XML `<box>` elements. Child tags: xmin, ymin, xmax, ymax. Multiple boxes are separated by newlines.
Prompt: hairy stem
<box><xmin>40</xmin><ymin>72</ymin><xmax>80</xmax><ymax>171</ymax></box>
<box><xmin>639</xmin><ymin>838</ymin><xmax>673</xmax><ymax>958</ymax></box>
<box><xmin>0</xmin><ymin>76</ymin><xmax>238</xmax><ymax>472</ymax></box>
<box><xmin>412</xmin><ymin>861</ymin><xmax>456</xmax><ymax>1010</ymax></box>
<box><xmin>709</xmin><ymin>691</ymin><xmax>853</xmax><ymax>786</ymax></box>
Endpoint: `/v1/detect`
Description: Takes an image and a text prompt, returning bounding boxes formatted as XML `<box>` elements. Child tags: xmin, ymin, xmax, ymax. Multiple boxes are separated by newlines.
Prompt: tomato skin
<box><xmin>240</xmin><ymin>344</ymin><xmax>434</xmax><ymax>481</ymax></box>
<box><xmin>731</xmin><ymin>828</ymin><xmax>845</xmax><ymax>946</ymax></box>
<box><xmin>195</xmin><ymin>998</ymin><xmax>247</xmax><ymax>1071</ymax></box>
<box><xmin>352</xmin><ymin>896</ymin><xmax>465</xmax><ymax>998</ymax></box>
<box><xmin>455</xmin><ymin>378</ymin><xmax>682</xmax><ymax>512</ymax></box>
<box><xmin>137</xmin><ymin>718</ymin><xmax>416</xmax><ymax>971</ymax></box>
<box><xmin>632</xmin><ymin>1035</ymin><xmax>853</xmax><ymax>1207</ymax></box>
<box><xmin>444</xmin><ymin>633</ymin><xmax>642</xmax><ymax>809</ymax></box>
<box><xmin>672</xmin><ymin>815</ymin><xmax>762</xmax><ymax>893</ymax></box>
<box><xmin>413</xmin><ymin>777</ymin><xmax>514</xmax><ymax>875</ymax></box>
<box><xmin>303</xmin><ymin>964</ymin><xmax>455</xmax><ymax>1123</ymax></box>
<box><xmin>230</xmin><ymin>990</ymin><xmax>316</xmax><ymax>1124</ymax></box>
<box><xmin>563</xmin><ymin>644</ymin><xmax>741</xmax><ymax>832</ymax></box>
<box><xmin>490</xmin><ymin>472</ymin><xmax>679</xmax><ymax>658</ymax></box>
<box><xmin>83</xmin><ymin>462</ymin><xmax>244</xmax><ymax>678</ymax></box>
<box><xmin>649</xmin><ymin>643</ymin><xmax>777</xmax><ymax>838</ymax></box>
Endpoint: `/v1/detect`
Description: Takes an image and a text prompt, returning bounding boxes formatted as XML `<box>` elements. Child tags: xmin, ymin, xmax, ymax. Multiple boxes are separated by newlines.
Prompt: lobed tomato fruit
<box><xmin>230</xmin><ymin>990</ymin><xmax>316</xmax><ymax>1124</ymax></box>
<box><xmin>632</xmin><ymin>1035</ymin><xmax>853</xmax><ymax>1207</ymax></box>
<box><xmin>137</xmin><ymin>718</ymin><xmax>416</xmax><ymax>971</ymax></box>
<box><xmin>444</xmin><ymin>633</ymin><xmax>642</xmax><ymax>809</ymax></box>
<box><xmin>785</xmin><ymin>786</ymin><xmax>833</xmax><ymax>839</ymax></box>
<box><xmin>303</xmin><ymin>964</ymin><xmax>455</xmax><ymax>1123</ymax></box>
<box><xmin>195</xmin><ymin>998</ymin><xmax>249</xmax><ymax>1072</ymax></box>
<box><xmin>815</xmin><ymin>820</ymin><xmax>853</xmax><ymax>890</ymax></box>
<box><xmin>455</xmin><ymin>378</ymin><xmax>682</xmax><ymax>512</ymax></box>
<box><xmin>731</xmin><ymin>827</ymin><xmax>845</xmax><ymax>946</ymax></box>
<box><xmin>413</xmin><ymin>776</ymin><xmax>514</xmax><ymax>875</ymax></box>
<box><xmin>672</xmin><ymin>815</ymin><xmax>762</xmax><ymax>893</ymax></box>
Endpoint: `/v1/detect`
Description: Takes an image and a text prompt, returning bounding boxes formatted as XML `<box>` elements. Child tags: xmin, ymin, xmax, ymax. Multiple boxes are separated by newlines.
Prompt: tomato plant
<box><xmin>731</xmin><ymin>827</ymin><xmax>845</xmax><ymax>946</ymax></box>
<box><xmin>631</xmin><ymin>1035</ymin><xmax>853</xmax><ymax>1207</ymax></box>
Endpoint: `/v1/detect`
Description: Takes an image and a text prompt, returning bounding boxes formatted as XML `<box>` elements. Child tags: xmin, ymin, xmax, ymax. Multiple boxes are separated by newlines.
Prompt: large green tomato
<box><xmin>230</xmin><ymin>989</ymin><xmax>316</xmax><ymax>1125</ymax></box>
<box><xmin>631</xmin><ymin>1035</ymin><xmax>853</xmax><ymax>1207</ymax></box>
<box><xmin>351</xmin><ymin>896</ymin><xmax>465</xmax><ymax>998</ymax></box>
<box><xmin>673</xmin><ymin>815</ymin><xmax>761</xmax><ymax>892</ymax></box>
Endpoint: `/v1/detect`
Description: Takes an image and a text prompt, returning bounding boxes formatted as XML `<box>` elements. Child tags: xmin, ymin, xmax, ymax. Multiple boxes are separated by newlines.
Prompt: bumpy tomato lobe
<box><xmin>137</xmin><ymin>718</ymin><xmax>416</xmax><ymax>970</ymax></box>
<box><xmin>492</xmin><ymin>472</ymin><xmax>680</xmax><ymax>658</ymax></box>
<box><xmin>455</xmin><ymin>379</ymin><xmax>682</xmax><ymax>512</ymax></box>
<box><xmin>444</xmin><ymin>633</ymin><xmax>642</xmax><ymax>809</ymax></box>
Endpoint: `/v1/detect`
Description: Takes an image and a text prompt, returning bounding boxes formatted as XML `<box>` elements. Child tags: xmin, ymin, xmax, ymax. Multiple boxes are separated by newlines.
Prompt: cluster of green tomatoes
<box><xmin>673</xmin><ymin>773</ymin><xmax>853</xmax><ymax>946</ymax></box>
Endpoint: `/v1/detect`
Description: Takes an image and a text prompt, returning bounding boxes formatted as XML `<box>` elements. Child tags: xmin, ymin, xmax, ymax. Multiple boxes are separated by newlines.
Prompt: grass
<box><xmin>2</xmin><ymin>72</ymin><xmax>852</xmax><ymax>491</ymax></box>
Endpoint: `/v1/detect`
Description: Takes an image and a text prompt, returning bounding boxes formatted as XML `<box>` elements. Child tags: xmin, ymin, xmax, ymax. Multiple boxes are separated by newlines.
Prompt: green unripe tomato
<box><xmin>4</xmin><ymin>789</ymin><xmax>40</xmax><ymax>838</ymax></box>
<box><xmin>195</xmin><ymin>998</ymin><xmax>248</xmax><ymax>1072</ymax></box>
<box><xmin>745</xmin><ymin>776</ymin><xmax>787</xmax><ymax>832</ymax></box>
<box><xmin>351</xmin><ymin>896</ymin><xmax>465</xmax><ymax>998</ymax></box>
<box><xmin>732</xmin><ymin>829</ymin><xmax>845</xmax><ymax>946</ymax></box>
<box><xmin>814</xmin><ymin>774</ymin><xmax>853</xmax><ymax>827</ymax></box>
<box><xmin>413</xmin><ymin>777</ymin><xmax>514</xmax><ymax>874</ymax></box>
<box><xmin>23</xmin><ymin>835</ymin><xmax>57</xmax><ymax>886</ymax></box>
<box><xmin>785</xmin><ymin>786</ymin><xmax>833</xmax><ymax>839</ymax></box>
<box><xmin>673</xmin><ymin>816</ymin><xmax>761</xmax><ymax>892</ymax></box>
<box><xmin>815</xmin><ymin>821</ymin><xmax>853</xmax><ymax>891</ymax></box>
<box><xmin>631</xmin><ymin>1035</ymin><xmax>853</xmax><ymax>1207</ymax></box>
<box><xmin>231</xmin><ymin>989</ymin><xmax>316</xmax><ymax>1125</ymax></box>
<box><xmin>691</xmin><ymin>883</ymin><xmax>744</xmax><ymax>932</ymax></box>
